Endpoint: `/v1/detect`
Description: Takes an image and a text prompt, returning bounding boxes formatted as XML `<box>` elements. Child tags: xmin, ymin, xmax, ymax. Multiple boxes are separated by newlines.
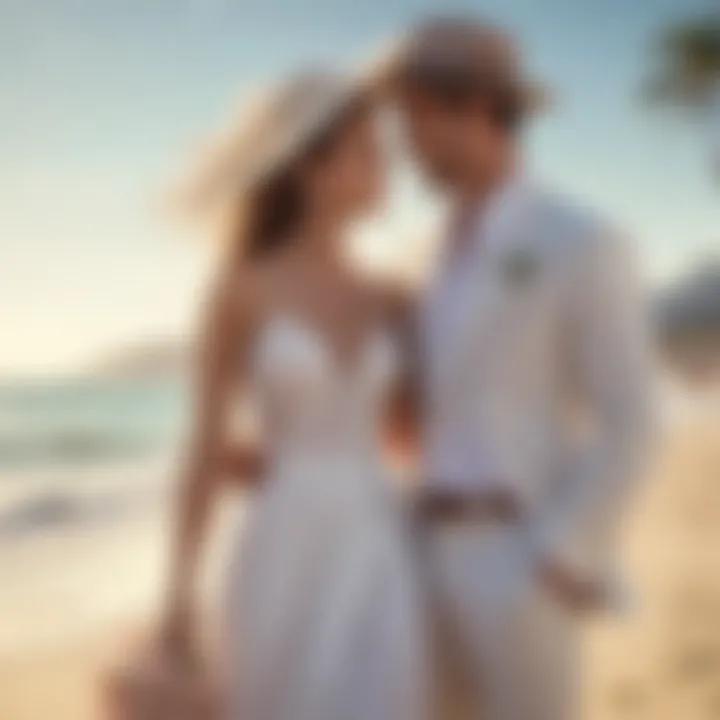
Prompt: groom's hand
<box><xmin>535</xmin><ymin>559</ymin><xmax>605</xmax><ymax>614</ymax></box>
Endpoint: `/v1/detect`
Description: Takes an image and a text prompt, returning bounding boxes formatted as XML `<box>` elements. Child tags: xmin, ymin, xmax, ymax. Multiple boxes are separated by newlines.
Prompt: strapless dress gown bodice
<box><xmin>252</xmin><ymin>315</ymin><xmax>399</xmax><ymax>481</ymax></box>
<box><xmin>224</xmin><ymin>315</ymin><xmax>427</xmax><ymax>720</ymax></box>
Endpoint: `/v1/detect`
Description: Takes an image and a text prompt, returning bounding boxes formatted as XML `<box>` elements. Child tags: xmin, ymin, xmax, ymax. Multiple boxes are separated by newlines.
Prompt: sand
<box><xmin>1</xmin><ymin>414</ymin><xmax>719</xmax><ymax>720</ymax></box>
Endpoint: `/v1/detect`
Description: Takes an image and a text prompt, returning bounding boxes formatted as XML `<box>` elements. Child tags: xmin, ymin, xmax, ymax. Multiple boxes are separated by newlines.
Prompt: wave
<box><xmin>0</xmin><ymin>459</ymin><xmax>173</xmax><ymax>540</ymax></box>
<box><xmin>0</xmin><ymin>429</ymin><xmax>164</xmax><ymax>469</ymax></box>
<box><xmin>0</xmin><ymin>377</ymin><xmax>187</xmax><ymax>470</ymax></box>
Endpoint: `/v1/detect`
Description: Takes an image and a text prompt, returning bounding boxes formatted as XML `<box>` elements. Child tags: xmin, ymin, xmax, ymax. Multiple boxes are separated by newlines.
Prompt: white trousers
<box><xmin>422</xmin><ymin>524</ymin><xmax>579</xmax><ymax>720</ymax></box>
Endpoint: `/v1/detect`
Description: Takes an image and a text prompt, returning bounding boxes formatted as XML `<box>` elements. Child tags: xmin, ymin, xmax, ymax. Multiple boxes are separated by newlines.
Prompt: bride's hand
<box><xmin>158</xmin><ymin>597</ymin><xmax>197</xmax><ymax>670</ymax></box>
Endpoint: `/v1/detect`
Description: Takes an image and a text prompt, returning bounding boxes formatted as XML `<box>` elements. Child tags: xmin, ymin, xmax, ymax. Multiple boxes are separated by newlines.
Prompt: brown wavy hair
<box><xmin>229</xmin><ymin>94</ymin><xmax>369</xmax><ymax>263</ymax></box>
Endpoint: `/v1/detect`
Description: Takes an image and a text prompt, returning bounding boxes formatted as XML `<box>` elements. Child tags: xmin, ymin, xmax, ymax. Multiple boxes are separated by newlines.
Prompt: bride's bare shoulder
<box><xmin>212</xmin><ymin>251</ymin><xmax>296</xmax><ymax>309</ymax></box>
<box><xmin>199</xmin><ymin>262</ymin><xmax>273</xmax><ymax>347</ymax></box>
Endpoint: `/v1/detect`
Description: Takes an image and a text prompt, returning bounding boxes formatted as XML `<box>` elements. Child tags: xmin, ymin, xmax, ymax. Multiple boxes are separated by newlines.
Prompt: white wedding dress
<box><xmin>224</xmin><ymin>315</ymin><xmax>427</xmax><ymax>720</ymax></box>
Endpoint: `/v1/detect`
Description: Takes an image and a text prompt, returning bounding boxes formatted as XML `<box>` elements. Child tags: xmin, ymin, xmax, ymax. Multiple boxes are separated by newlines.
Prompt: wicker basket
<box><xmin>103</xmin><ymin>646</ymin><xmax>220</xmax><ymax>720</ymax></box>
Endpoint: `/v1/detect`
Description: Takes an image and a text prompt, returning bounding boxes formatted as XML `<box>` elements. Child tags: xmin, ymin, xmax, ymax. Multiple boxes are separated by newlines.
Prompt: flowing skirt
<box><xmin>223</xmin><ymin>463</ymin><xmax>428</xmax><ymax>720</ymax></box>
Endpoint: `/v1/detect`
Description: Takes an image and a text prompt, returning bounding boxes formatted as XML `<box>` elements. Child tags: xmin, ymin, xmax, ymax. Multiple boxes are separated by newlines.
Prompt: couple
<box><xmin>162</xmin><ymin>17</ymin><xmax>652</xmax><ymax>720</ymax></box>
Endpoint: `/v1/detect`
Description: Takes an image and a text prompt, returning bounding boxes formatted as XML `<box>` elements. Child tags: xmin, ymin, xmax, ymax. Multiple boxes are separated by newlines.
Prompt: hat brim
<box><xmin>183</xmin><ymin>75</ymin><xmax>373</xmax><ymax>215</ymax></box>
<box><xmin>244</xmin><ymin>82</ymin><xmax>370</xmax><ymax>191</ymax></box>
<box><xmin>363</xmin><ymin>40</ymin><xmax>552</xmax><ymax>114</ymax></box>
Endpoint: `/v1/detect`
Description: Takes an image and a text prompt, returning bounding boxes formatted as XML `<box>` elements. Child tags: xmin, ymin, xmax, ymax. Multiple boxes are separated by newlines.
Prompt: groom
<box><xmin>222</xmin><ymin>17</ymin><xmax>653</xmax><ymax>719</ymax></box>
<box><xmin>381</xmin><ymin>16</ymin><xmax>653</xmax><ymax>720</ymax></box>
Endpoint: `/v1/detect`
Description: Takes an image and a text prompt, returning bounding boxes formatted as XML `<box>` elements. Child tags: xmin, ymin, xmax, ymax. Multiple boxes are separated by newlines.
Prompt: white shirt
<box><xmin>418</xmin><ymin>175</ymin><xmax>652</xmax><ymax>610</ymax></box>
<box><xmin>421</xmin><ymin>176</ymin><xmax>531</xmax><ymax>491</ymax></box>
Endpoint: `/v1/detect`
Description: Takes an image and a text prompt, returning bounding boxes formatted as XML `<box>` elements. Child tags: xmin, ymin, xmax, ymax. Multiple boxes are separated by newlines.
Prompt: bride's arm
<box><xmin>162</xmin><ymin>271</ymin><xmax>256</xmax><ymax>657</ymax></box>
<box><xmin>387</xmin><ymin>352</ymin><xmax>422</xmax><ymax>462</ymax></box>
<box><xmin>380</xmin><ymin>282</ymin><xmax>423</xmax><ymax>463</ymax></box>
<box><xmin>221</xmin><ymin>440</ymin><xmax>267</xmax><ymax>488</ymax></box>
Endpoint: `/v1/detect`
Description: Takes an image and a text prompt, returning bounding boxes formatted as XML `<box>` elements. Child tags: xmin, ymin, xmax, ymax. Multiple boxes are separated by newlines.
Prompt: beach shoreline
<box><xmin>2</xmin><ymin>415</ymin><xmax>719</xmax><ymax>719</ymax></box>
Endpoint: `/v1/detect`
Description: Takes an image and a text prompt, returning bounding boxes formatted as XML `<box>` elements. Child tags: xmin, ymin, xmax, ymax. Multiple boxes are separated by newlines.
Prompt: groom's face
<box><xmin>399</xmin><ymin>89</ymin><xmax>505</xmax><ymax>191</ymax></box>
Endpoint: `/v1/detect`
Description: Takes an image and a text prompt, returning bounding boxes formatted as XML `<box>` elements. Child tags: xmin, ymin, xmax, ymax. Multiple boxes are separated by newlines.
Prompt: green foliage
<box><xmin>643</xmin><ymin>13</ymin><xmax>720</xmax><ymax>111</ymax></box>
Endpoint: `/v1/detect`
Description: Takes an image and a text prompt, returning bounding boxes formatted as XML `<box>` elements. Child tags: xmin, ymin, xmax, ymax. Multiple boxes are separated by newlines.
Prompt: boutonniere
<box><xmin>497</xmin><ymin>246</ymin><xmax>540</xmax><ymax>288</ymax></box>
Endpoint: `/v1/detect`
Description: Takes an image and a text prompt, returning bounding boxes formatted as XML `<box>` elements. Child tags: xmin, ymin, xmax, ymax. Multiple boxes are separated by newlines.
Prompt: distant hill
<box><xmin>91</xmin><ymin>338</ymin><xmax>190</xmax><ymax>380</ymax></box>
<box><xmin>655</xmin><ymin>258</ymin><xmax>720</xmax><ymax>381</ymax></box>
<box><xmin>657</xmin><ymin>259</ymin><xmax>720</xmax><ymax>334</ymax></box>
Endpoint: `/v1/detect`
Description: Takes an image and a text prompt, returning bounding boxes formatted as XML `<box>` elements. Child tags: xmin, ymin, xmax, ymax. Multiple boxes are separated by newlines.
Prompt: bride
<box><xmin>160</xmin><ymin>71</ymin><xmax>427</xmax><ymax>720</ymax></box>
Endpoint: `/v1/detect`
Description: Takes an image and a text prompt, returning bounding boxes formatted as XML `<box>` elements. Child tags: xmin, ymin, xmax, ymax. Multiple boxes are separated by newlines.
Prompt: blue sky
<box><xmin>1</xmin><ymin>0</ymin><xmax>718</xmax><ymax>375</ymax></box>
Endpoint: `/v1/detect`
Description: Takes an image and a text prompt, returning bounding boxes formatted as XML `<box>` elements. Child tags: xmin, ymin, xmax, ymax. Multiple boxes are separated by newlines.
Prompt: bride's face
<box><xmin>308</xmin><ymin>107</ymin><xmax>385</xmax><ymax>220</ymax></box>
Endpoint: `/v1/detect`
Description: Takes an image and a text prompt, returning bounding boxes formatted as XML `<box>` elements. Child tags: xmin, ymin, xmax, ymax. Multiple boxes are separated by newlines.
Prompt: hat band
<box><xmin>403</xmin><ymin>59</ymin><xmax>523</xmax><ymax>103</ymax></box>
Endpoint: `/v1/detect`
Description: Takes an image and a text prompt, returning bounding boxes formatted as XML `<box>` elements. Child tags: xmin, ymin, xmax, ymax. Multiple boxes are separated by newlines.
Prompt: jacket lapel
<box><xmin>425</xmin><ymin>178</ymin><xmax>537</xmax><ymax>392</ymax></box>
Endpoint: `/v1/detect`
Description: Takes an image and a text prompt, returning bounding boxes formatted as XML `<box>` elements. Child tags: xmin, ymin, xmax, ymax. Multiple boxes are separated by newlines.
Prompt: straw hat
<box><xmin>369</xmin><ymin>16</ymin><xmax>551</xmax><ymax>113</ymax></box>
<box><xmin>184</xmin><ymin>70</ymin><xmax>370</xmax><ymax>212</ymax></box>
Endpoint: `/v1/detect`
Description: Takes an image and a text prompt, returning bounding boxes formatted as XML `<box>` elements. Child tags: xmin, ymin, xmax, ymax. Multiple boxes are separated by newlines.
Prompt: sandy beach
<box><xmin>1</xmin><ymin>410</ymin><xmax>719</xmax><ymax>720</ymax></box>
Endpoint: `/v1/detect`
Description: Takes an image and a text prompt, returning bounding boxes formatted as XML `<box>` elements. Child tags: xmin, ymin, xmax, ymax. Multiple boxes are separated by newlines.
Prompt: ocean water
<box><xmin>0</xmin><ymin>378</ymin><xmax>188</xmax><ymax>471</ymax></box>
<box><xmin>0</xmin><ymin>377</ymin><xmax>237</xmax><ymax>656</ymax></box>
<box><xmin>0</xmin><ymin>378</ymin><xmax>190</xmax><ymax>542</ymax></box>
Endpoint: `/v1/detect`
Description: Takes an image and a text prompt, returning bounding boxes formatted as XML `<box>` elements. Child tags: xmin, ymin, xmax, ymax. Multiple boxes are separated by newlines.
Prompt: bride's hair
<box><xmin>230</xmin><ymin>95</ymin><xmax>369</xmax><ymax>263</ymax></box>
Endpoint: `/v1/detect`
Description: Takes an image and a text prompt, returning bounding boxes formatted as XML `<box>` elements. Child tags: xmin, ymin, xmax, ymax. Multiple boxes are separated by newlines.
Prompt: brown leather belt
<box><xmin>416</xmin><ymin>487</ymin><xmax>523</xmax><ymax>524</ymax></box>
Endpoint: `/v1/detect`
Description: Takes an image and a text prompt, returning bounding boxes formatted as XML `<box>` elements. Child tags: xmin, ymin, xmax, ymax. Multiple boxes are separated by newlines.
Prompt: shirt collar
<box><xmin>434</xmin><ymin>173</ymin><xmax>536</xmax><ymax>286</ymax></box>
<box><xmin>468</xmin><ymin>173</ymin><xmax>532</xmax><ymax>252</ymax></box>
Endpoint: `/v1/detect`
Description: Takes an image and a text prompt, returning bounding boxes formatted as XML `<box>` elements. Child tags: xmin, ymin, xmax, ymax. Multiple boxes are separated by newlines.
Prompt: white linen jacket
<box><xmin>421</xmin><ymin>181</ymin><xmax>654</xmax><ymax>594</ymax></box>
